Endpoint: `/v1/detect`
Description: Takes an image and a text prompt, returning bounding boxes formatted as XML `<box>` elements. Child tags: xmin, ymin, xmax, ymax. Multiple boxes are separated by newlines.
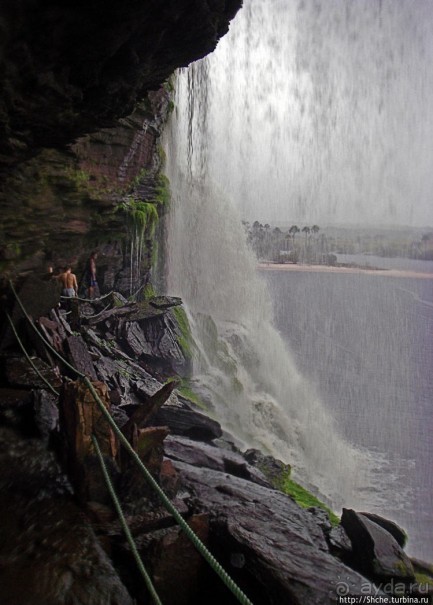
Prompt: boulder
<box><xmin>171</xmin><ymin>461</ymin><xmax>381</xmax><ymax>604</ymax></box>
<box><xmin>66</xmin><ymin>335</ymin><xmax>98</xmax><ymax>380</ymax></box>
<box><xmin>327</xmin><ymin>524</ymin><xmax>353</xmax><ymax>559</ymax></box>
<box><xmin>147</xmin><ymin>513</ymin><xmax>209</xmax><ymax>605</ymax></box>
<box><xmin>121</xmin><ymin>380</ymin><xmax>178</xmax><ymax>442</ymax></box>
<box><xmin>341</xmin><ymin>509</ymin><xmax>415</xmax><ymax>583</ymax></box>
<box><xmin>164</xmin><ymin>435</ymin><xmax>270</xmax><ymax>488</ymax></box>
<box><xmin>120</xmin><ymin>309</ymin><xmax>190</xmax><ymax>375</ymax></box>
<box><xmin>149</xmin><ymin>296</ymin><xmax>182</xmax><ymax>309</ymax></box>
<box><xmin>122</xmin><ymin>321</ymin><xmax>153</xmax><ymax>358</ymax></box>
<box><xmin>150</xmin><ymin>403</ymin><xmax>223</xmax><ymax>441</ymax></box>
<box><xmin>6</xmin><ymin>356</ymin><xmax>62</xmax><ymax>389</ymax></box>
<box><xmin>360</xmin><ymin>512</ymin><xmax>408</xmax><ymax>548</ymax></box>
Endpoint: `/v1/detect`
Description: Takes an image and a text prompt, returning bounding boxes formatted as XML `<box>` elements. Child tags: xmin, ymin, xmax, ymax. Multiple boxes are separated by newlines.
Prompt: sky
<box><xmin>190</xmin><ymin>0</ymin><xmax>433</xmax><ymax>228</ymax></box>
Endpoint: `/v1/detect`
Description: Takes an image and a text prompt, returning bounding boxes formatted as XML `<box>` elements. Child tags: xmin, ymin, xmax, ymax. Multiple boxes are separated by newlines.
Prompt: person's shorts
<box><xmin>62</xmin><ymin>288</ymin><xmax>76</xmax><ymax>297</ymax></box>
<box><xmin>90</xmin><ymin>279</ymin><xmax>97</xmax><ymax>287</ymax></box>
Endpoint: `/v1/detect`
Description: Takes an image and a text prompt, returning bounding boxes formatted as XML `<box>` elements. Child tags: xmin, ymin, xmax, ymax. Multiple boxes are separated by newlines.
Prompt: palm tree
<box><xmin>288</xmin><ymin>225</ymin><xmax>300</xmax><ymax>244</ymax></box>
<box><xmin>301</xmin><ymin>226</ymin><xmax>311</xmax><ymax>261</ymax></box>
<box><xmin>310</xmin><ymin>225</ymin><xmax>320</xmax><ymax>262</ymax></box>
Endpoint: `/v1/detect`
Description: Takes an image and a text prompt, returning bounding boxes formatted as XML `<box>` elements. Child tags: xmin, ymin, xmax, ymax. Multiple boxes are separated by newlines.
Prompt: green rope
<box><xmin>6</xmin><ymin>312</ymin><xmax>60</xmax><ymax>396</ymax></box>
<box><xmin>9</xmin><ymin>281</ymin><xmax>86</xmax><ymax>377</ymax></box>
<box><xmin>85</xmin><ymin>377</ymin><xmax>254</xmax><ymax>605</ymax></box>
<box><xmin>8</xmin><ymin>280</ymin><xmax>254</xmax><ymax>605</ymax></box>
<box><xmin>91</xmin><ymin>435</ymin><xmax>163</xmax><ymax>605</ymax></box>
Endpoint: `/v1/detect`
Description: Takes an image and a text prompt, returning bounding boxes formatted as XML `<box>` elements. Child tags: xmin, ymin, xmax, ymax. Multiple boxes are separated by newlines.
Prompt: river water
<box><xmin>262</xmin><ymin>261</ymin><xmax>433</xmax><ymax>559</ymax></box>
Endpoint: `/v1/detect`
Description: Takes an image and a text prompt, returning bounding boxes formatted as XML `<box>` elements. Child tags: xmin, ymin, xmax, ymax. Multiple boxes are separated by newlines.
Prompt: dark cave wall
<box><xmin>0</xmin><ymin>0</ymin><xmax>242</xmax><ymax>164</ymax></box>
<box><xmin>0</xmin><ymin>0</ymin><xmax>242</xmax><ymax>287</ymax></box>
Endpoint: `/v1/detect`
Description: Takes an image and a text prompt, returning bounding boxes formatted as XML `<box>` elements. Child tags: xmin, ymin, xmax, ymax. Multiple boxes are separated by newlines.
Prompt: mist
<box><xmin>192</xmin><ymin>0</ymin><xmax>433</xmax><ymax>228</ymax></box>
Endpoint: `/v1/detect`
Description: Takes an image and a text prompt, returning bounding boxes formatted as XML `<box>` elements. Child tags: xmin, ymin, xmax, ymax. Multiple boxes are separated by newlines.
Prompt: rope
<box><xmin>91</xmin><ymin>435</ymin><xmax>163</xmax><ymax>605</ymax></box>
<box><xmin>85</xmin><ymin>377</ymin><xmax>254</xmax><ymax>605</ymax></box>
<box><xmin>6</xmin><ymin>312</ymin><xmax>60</xmax><ymax>396</ymax></box>
<box><xmin>8</xmin><ymin>280</ymin><xmax>254</xmax><ymax>605</ymax></box>
<box><xmin>60</xmin><ymin>290</ymin><xmax>116</xmax><ymax>303</ymax></box>
<box><xmin>9</xmin><ymin>281</ymin><xmax>84</xmax><ymax>377</ymax></box>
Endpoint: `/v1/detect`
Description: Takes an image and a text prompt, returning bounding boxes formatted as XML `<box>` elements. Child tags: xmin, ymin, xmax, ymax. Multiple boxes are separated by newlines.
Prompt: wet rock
<box><xmin>164</xmin><ymin>435</ymin><xmax>270</xmax><ymax>487</ymax></box>
<box><xmin>121</xmin><ymin>426</ymin><xmax>169</xmax><ymax>503</ymax></box>
<box><xmin>327</xmin><ymin>524</ymin><xmax>353</xmax><ymax>558</ymax></box>
<box><xmin>149</xmin><ymin>296</ymin><xmax>183</xmax><ymax>309</ymax></box>
<box><xmin>122</xmin><ymin>321</ymin><xmax>153</xmax><ymax>357</ymax></box>
<box><xmin>148</xmin><ymin>513</ymin><xmax>209</xmax><ymax>605</ymax></box>
<box><xmin>151</xmin><ymin>403</ymin><xmax>223</xmax><ymax>441</ymax></box>
<box><xmin>410</xmin><ymin>558</ymin><xmax>433</xmax><ymax>596</ymax></box>
<box><xmin>133</xmin><ymin>311</ymin><xmax>189</xmax><ymax>375</ymax></box>
<box><xmin>341</xmin><ymin>509</ymin><xmax>415</xmax><ymax>583</ymax></box>
<box><xmin>360</xmin><ymin>512</ymin><xmax>408</xmax><ymax>548</ymax></box>
<box><xmin>121</xmin><ymin>380</ymin><xmax>178</xmax><ymax>441</ymax></box>
<box><xmin>0</xmin><ymin>427</ymin><xmax>133</xmax><ymax>605</ymax></box>
<box><xmin>33</xmin><ymin>389</ymin><xmax>59</xmax><ymax>442</ymax></box>
<box><xmin>38</xmin><ymin>315</ymin><xmax>66</xmax><ymax>352</ymax></box>
<box><xmin>6</xmin><ymin>355</ymin><xmax>62</xmax><ymax>389</ymax></box>
<box><xmin>244</xmin><ymin>448</ymin><xmax>291</xmax><ymax>487</ymax></box>
<box><xmin>159</xmin><ymin>459</ymin><xmax>180</xmax><ymax>499</ymax></box>
<box><xmin>172</xmin><ymin>461</ymin><xmax>380</xmax><ymax>604</ymax></box>
<box><xmin>110</xmin><ymin>404</ymin><xmax>129</xmax><ymax>428</ymax></box>
<box><xmin>10</xmin><ymin>275</ymin><xmax>60</xmax><ymax>327</ymax></box>
<box><xmin>66</xmin><ymin>335</ymin><xmax>98</xmax><ymax>380</ymax></box>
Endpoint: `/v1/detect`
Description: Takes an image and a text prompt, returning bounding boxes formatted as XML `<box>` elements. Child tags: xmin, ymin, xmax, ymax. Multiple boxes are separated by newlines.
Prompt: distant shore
<box><xmin>258</xmin><ymin>262</ymin><xmax>433</xmax><ymax>280</ymax></box>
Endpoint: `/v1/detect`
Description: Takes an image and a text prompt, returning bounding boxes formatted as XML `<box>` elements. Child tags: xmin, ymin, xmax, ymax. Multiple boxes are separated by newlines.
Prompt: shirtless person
<box><xmin>57</xmin><ymin>266</ymin><xmax>78</xmax><ymax>297</ymax></box>
<box><xmin>85</xmin><ymin>251</ymin><xmax>98</xmax><ymax>299</ymax></box>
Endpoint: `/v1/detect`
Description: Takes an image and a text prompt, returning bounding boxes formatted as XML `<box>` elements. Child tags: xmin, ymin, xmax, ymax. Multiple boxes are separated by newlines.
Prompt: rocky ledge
<box><xmin>1</xmin><ymin>278</ymin><xmax>432</xmax><ymax>605</ymax></box>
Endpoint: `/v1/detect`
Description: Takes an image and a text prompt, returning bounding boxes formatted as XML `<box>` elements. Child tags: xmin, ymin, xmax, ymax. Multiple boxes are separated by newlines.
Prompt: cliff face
<box><xmin>0</xmin><ymin>0</ymin><xmax>241</xmax><ymax>164</ymax></box>
<box><xmin>0</xmin><ymin>0</ymin><xmax>242</xmax><ymax>288</ymax></box>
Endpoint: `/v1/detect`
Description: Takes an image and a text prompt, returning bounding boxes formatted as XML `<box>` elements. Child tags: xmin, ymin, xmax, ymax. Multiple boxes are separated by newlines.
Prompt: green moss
<box><xmin>157</xmin><ymin>144</ymin><xmax>167</xmax><ymax>165</ymax></box>
<box><xmin>172</xmin><ymin>305</ymin><xmax>194</xmax><ymax>360</ymax></box>
<box><xmin>414</xmin><ymin>572</ymin><xmax>433</xmax><ymax>589</ymax></box>
<box><xmin>263</xmin><ymin>465</ymin><xmax>339</xmax><ymax>525</ymax></box>
<box><xmin>143</xmin><ymin>283</ymin><xmax>156</xmax><ymax>299</ymax></box>
<box><xmin>131</xmin><ymin>167</ymin><xmax>149</xmax><ymax>189</ymax></box>
<box><xmin>163</xmin><ymin>75</ymin><xmax>176</xmax><ymax>93</ymax></box>
<box><xmin>154</xmin><ymin>173</ymin><xmax>171</xmax><ymax>206</ymax></box>
<box><xmin>177</xmin><ymin>380</ymin><xmax>208</xmax><ymax>411</ymax></box>
<box><xmin>281</xmin><ymin>475</ymin><xmax>340</xmax><ymax>526</ymax></box>
<box><xmin>118</xmin><ymin>198</ymin><xmax>159</xmax><ymax>237</ymax></box>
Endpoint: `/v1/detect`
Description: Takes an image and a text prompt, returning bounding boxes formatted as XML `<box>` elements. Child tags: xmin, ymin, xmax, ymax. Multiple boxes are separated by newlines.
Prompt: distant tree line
<box><xmin>244</xmin><ymin>222</ymin><xmax>332</xmax><ymax>264</ymax></box>
<box><xmin>244</xmin><ymin>222</ymin><xmax>433</xmax><ymax>263</ymax></box>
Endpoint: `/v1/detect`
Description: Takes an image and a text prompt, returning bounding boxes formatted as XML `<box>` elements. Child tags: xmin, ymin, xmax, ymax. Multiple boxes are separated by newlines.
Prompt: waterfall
<box><xmin>162</xmin><ymin>0</ymin><xmax>429</xmax><ymax>511</ymax></box>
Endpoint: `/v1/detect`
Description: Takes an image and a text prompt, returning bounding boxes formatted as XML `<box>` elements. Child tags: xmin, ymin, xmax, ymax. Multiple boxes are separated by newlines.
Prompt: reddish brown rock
<box><xmin>159</xmin><ymin>459</ymin><xmax>180</xmax><ymax>499</ymax></box>
<box><xmin>60</xmin><ymin>380</ymin><xmax>118</xmax><ymax>502</ymax></box>
<box><xmin>150</xmin><ymin>514</ymin><xmax>210</xmax><ymax>605</ymax></box>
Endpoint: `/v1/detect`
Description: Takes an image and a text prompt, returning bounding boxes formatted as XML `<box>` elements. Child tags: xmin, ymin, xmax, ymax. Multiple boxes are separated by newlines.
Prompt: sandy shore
<box><xmin>258</xmin><ymin>262</ymin><xmax>433</xmax><ymax>280</ymax></box>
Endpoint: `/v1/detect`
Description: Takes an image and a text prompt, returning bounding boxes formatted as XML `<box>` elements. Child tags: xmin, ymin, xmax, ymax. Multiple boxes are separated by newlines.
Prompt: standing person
<box><xmin>57</xmin><ymin>266</ymin><xmax>78</xmax><ymax>298</ymax></box>
<box><xmin>85</xmin><ymin>251</ymin><xmax>98</xmax><ymax>299</ymax></box>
